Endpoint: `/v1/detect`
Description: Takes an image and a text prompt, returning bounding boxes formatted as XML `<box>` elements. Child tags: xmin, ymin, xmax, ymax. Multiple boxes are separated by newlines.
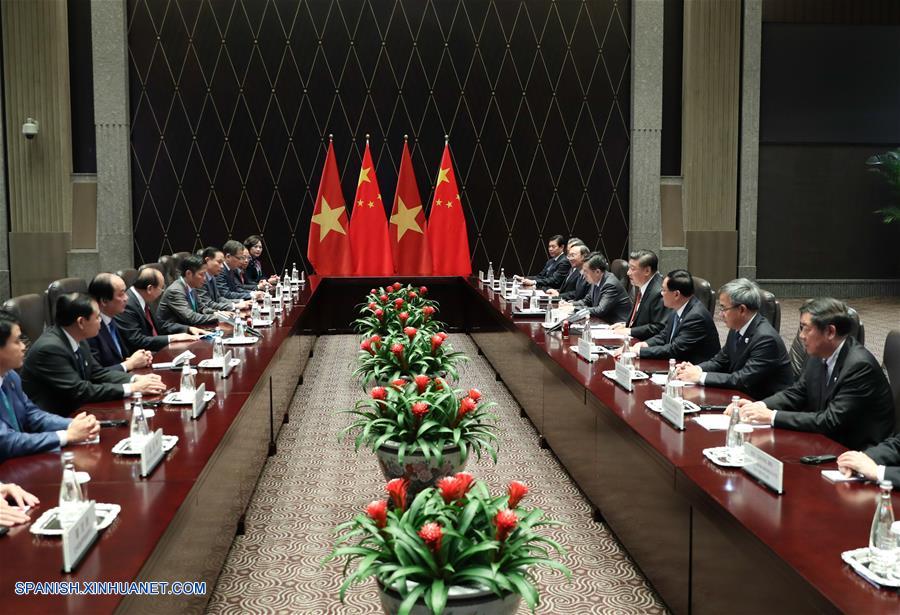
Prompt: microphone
<box><xmin>566</xmin><ymin>308</ymin><xmax>591</xmax><ymax>324</ymax></box>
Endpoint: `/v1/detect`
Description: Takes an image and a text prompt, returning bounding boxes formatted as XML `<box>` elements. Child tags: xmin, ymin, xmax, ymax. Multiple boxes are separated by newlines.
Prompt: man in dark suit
<box><xmin>516</xmin><ymin>235</ymin><xmax>571</xmax><ymax>290</ymax></box>
<box><xmin>566</xmin><ymin>252</ymin><xmax>633</xmax><ymax>323</ymax></box>
<box><xmin>217</xmin><ymin>240</ymin><xmax>264</xmax><ymax>300</ymax></box>
<box><xmin>22</xmin><ymin>294</ymin><xmax>166</xmax><ymax>416</ymax></box>
<box><xmin>198</xmin><ymin>247</ymin><xmax>250</xmax><ymax>312</ymax></box>
<box><xmin>611</xmin><ymin>249</ymin><xmax>669</xmax><ymax>340</ymax></box>
<box><xmin>630</xmin><ymin>269</ymin><xmax>720</xmax><ymax>364</ymax></box>
<box><xmin>157</xmin><ymin>255</ymin><xmax>223</xmax><ymax>327</ymax></box>
<box><xmin>839</xmin><ymin>434</ymin><xmax>900</xmax><ymax>486</ymax></box>
<box><xmin>114</xmin><ymin>268</ymin><xmax>202</xmax><ymax>353</ymax></box>
<box><xmin>736</xmin><ymin>298</ymin><xmax>894</xmax><ymax>451</ymax></box>
<box><xmin>0</xmin><ymin>310</ymin><xmax>100</xmax><ymax>461</ymax></box>
<box><xmin>87</xmin><ymin>273</ymin><xmax>153</xmax><ymax>371</ymax></box>
<box><xmin>546</xmin><ymin>244</ymin><xmax>590</xmax><ymax>302</ymax></box>
<box><xmin>675</xmin><ymin>278</ymin><xmax>793</xmax><ymax>399</ymax></box>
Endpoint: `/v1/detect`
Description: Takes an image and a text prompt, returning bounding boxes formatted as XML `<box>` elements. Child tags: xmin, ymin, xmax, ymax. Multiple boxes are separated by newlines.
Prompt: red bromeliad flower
<box><xmin>422</xmin><ymin>305</ymin><xmax>435</xmax><ymax>319</ymax></box>
<box><xmin>411</xmin><ymin>401</ymin><xmax>430</xmax><ymax>419</ymax></box>
<box><xmin>370</xmin><ymin>334</ymin><xmax>382</xmax><ymax>347</ymax></box>
<box><xmin>454</xmin><ymin>471</ymin><xmax>475</xmax><ymax>494</ymax></box>
<box><xmin>365</xmin><ymin>500</ymin><xmax>388</xmax><ymax>528</ymax></box>
<box><xmin>419</xmin><ymin>286</ymin><xmax>428</xmax><ymax>295</ymax></box>
<box><xmin>414</xmin><ymin>374</ymin><xmax>430</xmax><ymax>393</ymax></box>
<box><xmin>370</xmin><ymin>288</ymin><xmax>377</xmax><ymax>294</ymax></box>
<box><xmin>495</xmin><ymin>509</ymin><xmax>518</xmax><ymax>541</ymax></box>
<box><xmin>374</xmin><ymin>308</ymin><xmax>384</xmax><ymax>320</ymax></box>
<box><xmin>393</xmin><ymin>282</ymin><xmax>403</xmax><ymax>291</ymax></box>
<box><xmin>391</xmin><ymin>378</ymin><xmax>407</xmax><ymax>390</ymax></box>
<box><xmin>430</xmin><ymin>334</ymin><xmax>443</xmax><ymax>353</ymax></box>
<box><xmin>368</xmin><ymin>301</ymin><xmax>377</xmax><ymax>311</ymax></box>
<box><xmin>457</xmin><ymin>396</ymin><xmax>477</xmax><ymax>420</ymax></box>
<box><xmin>438</xmin><ymin>331</ymin><xmax>449</xmax><ymax>341</ymax></box>
<box><xmin>433</xmin><ymin>378</ymin><xmax>445</xmax><ymax>391</ymax></box>
<box><xmin>418</xmin><ymin>522</ymin><xmax>443</xmax><ymax>552</ymax></box>
<box><xmin>386</xmin><ymin>477</ymin><xmax>409</xmax><ymax>511</ymax></box>
<box><xmin>404</xmin><ymin>326</ymin><xmax>418</xmax><ymax>341</ymax></box>
<box><xmin>394</xmin><ymin>298</ymin><xmax>404</xmax><ymax>309</ymax></box>
<box><xmin>468</xmin><ymin>388</ymin><xmax>482</xmax><ymax>402</ymax></box>
<box><xmin>391</xmin><ymin>343</ymin><xmax>404</xmax><ymax>358</ymax></box>
<box><xmin>507</xmin><ymin>481</ymin><xmax>529</xmax><ymax>508</ymax></box>
<box><xmin>408</xmin><ymin>291</ymin><xmax>418</xmax><ymax>300</ymax></box>
<box><xmin>360</xmin><ymin>339</ymin><xmax>372</xmax><ymax>354</ymax></box>
<box><xmin>398</xmin><ymin>311</ymin><xmax>409</xmax><ymax>324</ymax></box>
<box><xmin>379</xmin><ymin>294</ymin><xmax>389</xmax><ymax>303</ymax></box>
<box><xmin>436</xmin><ymin>472</ymin><xmax>476</xmax><ymax>504</ymax></box>
<box><xmin>370</xmin><ymin>386</ymin><xmax>387</xmax><ymax>401</ymax></box>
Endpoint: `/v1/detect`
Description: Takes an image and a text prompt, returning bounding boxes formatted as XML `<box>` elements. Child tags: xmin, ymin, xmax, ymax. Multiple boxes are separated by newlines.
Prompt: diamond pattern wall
<box><xmin>127</xmin><ymin>0</ymin><xmax>631</xmax><ymax>276</ymax></box>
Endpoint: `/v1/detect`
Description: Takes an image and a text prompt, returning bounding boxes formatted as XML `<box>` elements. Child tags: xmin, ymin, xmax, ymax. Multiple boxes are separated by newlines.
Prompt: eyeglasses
<box><xmin>717</xmin><ymin>304</ymin><xmax>740</xmax><ymax>313</ymax></box>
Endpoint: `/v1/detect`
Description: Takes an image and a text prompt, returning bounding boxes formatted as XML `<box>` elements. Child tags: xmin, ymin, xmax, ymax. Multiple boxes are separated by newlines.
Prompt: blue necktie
<box><xmin>0</xmin><ymin>384</ymin><xmax>21</xmax><ymax>431</ymax></box>
<box><xmin>106</xmin><ymin>320</ymin><xmax>123</xmax><ymax>358</ymax></box>
<box><xmin>74</xmin><ymin>347</ymin><xmax>86</xmax><ymax>379</ymax></box>
<box><xmin>669</xmin><ymin>314</ymin><xmax>681</xmax><ymax>343</ymax></box>
<box><xmin>187</xmin><ymin>288</ymin><xmax>197</xmax><ymax>311</ymax></box>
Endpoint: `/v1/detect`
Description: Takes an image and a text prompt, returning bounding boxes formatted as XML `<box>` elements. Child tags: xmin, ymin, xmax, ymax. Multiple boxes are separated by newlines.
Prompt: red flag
<box><xmin>308</xmin><ymin>138</ymin><xmax>353</xmax><ymax>276</ymax></box>
<box><xmin>390</xmin><ymin>138</ymin><xmax>432</xmax><ymax>275</ymax></box>
<box><xmin>349</xmin><ymin>140</ymin><xmax>394</xmax><ymax>275</ymax></box>
<box><xmin>427</xmin><ymin>142</ymin><xmax>470</xmax><ymax>275</ymax></box>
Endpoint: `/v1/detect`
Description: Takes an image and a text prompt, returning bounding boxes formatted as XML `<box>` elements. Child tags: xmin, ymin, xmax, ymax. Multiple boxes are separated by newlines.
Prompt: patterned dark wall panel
<box><xmin>127</xmin><ymin>0</ymin><xmax>631</xmax><ymax>276</ymax></box>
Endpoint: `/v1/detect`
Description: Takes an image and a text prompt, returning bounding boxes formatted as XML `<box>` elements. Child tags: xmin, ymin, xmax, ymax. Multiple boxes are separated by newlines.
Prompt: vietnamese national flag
<box><xmin>349</xmin><ymin>141</ymin><xmax>394</xmax><ymax>276</ymax></box>
<box><xmin>427</xmin><ymin>142</ymin><xmax>471</xmax><ymax>275</ymax></box>
<box><xmin>390</xmin><ymin>139</ymin><xmax>432</xmax><ymax>275</ymax></box>
<box><xmin>308</xmin><ymin>138</ymin><xmax>353</xmax><ymax>276</ymax></box>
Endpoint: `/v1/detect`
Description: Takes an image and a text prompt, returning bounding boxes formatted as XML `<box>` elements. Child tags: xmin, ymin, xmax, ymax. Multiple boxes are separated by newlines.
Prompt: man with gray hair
<box><xmin>546</xmin><ymin>243</ymin><xmax>590</xmax><ymax>301</ymax></box>
<box><xmin>676</xmin><ymin>278</ymin><xmax>792</xmax><ymax>399</ymax></box>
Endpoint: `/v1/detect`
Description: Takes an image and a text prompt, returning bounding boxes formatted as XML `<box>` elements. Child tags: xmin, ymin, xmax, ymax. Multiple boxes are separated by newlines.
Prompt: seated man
<box><xmin>546</xmin><ymin>243</ymin><xmax>590</xmax><ymax>302</ymax></box>
<box><xmin>675</xmin><ymin>278</ymin><xmax>793</xmax><ymax>399</ymax></box>
<box><xmin>1</xmin><ymin>482</ymin><xmax>39</xmax><ymax>527</ymax></box>
<box><xmin>629</xmin><ymin>269</ymin><xmax>720</xmax><ymax>364</ymax></box>
<box><xmin>198</xmin><ymin>246</ymin><xmax>250</xmax><ymax>312</ymax></box>
<box><xmin>838</xmin><ymin>434</ymin><xmax>900</xmax><ymax>486</ymax></box>
<box><xmin>157</xmin><ymin>255</ymin><xmax>222</xmax><ymax>327</ymax></box>
<box><xmin>115</xmin><ymin>268</ymin><xmax>202</xmax><ymax>352</ymax></box>
<box><xmin>516</xmin><ymin>235</ymin><xmax>571</xmax><ymax>290</ymax></box>
<box><xmin>87</xmin><ymin>273</ymin><xmax>153</xmax><ymax>371</ymax></box>
<box><xmin>217</xmin><ymin>240</ymin><xmax>262</xmax><ymax>300</ymax></box>
<box><xmin>735</xmin><ymin>298</ymin><xmax>894</xmax><ymax>451</ymax></box>
<box><xmin>611</xmin><ymin>249</ymin><xmax>669</xmax><ymax>341</ymax></box>
<box><xmin>22</xmin><ymin>293</ymin><xmax>166</xmax><ymax>416</ymax></box>
<box><xmin>0</xmin><ymin>310</ymin><xmax>99</xmax><ymax>461</ymax></box>
<box><xmin>564</xmin><ymin>252</ymin><xmax>632</xmax><ymax>323</ymax></box>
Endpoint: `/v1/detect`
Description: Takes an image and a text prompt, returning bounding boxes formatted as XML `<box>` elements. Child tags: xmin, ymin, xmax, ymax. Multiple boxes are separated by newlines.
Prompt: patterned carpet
<box><xmin>207</xmin><ymin>334</ymin><xmax>666</xmax><ymax>614</ymax></box>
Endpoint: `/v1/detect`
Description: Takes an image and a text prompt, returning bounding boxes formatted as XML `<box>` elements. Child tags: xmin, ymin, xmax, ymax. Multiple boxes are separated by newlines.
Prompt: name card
<box><xmin>140</xmin><ymin>429</ymin><xmax>165</xmax><ymax>478</ymax></box>
<box><xmin>614</xmin><ymin>361</ymin><xmax>634</xmax><ymax>392</ymax></box>
<box><xmin>222</xmin><ymin>349</ymin><xmax>235</xmax><ymax>379</ymax></box>
<box><xmin>576</xmin><ymin>337</ymin><xmax>598</xmax><ymax>363</ymax></box>
<box><xmin>171</xmin><ymin>350</ymin><xmax>195</xmax><ymax>367</ymax></box>
<box><xmin>660</xmin><ymin>394</ymin><xmax>685</xmax><ymax>430</ymax></box>
<box><xmin>191</xmin><ymin>383</ymin><xmax>208</xmax><ymax>420</ymax></box>
<box><xmin>478</xmin><ymin>270</ymin><xmax>484</xmax><ymax>281</ymax></box>
<box><xmin>62</xmin><ymin>501</ymin><xmax>98</xmax><ymax>573</ymax></box>
<box><xmin>742</xmin><ymin>443</ymin><xmax>784</xmax><ymax>494</ymax></box>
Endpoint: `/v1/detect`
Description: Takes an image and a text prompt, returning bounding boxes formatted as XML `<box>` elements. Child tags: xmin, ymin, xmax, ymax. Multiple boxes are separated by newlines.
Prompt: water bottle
<box><xmin>511</xmin><ymin>278</ymin><xmax>519</xmax><ymax>296</ymax></box>
<box><xmin>283</xmin><ymin>269</ymin><xmax>289</xmax><ymax>288</ymax></box>
<box><xmin>130</xmin><ymin>392</ymin><xmax>150</xmax><ymax>449</ymax></box>
<box><xmin>58</xmin><ymin>451</ymin><xmax>84</xmax><ymax>529</ymax></box>
<box><xmin>274</xmin><ymin>282</ymin><xmax>282</xmax><ymax>300</ymax></box>
<box><xmin>487</xmin><ymin>262</ymin><xmax>494</xmax><ymax>284</ymax></box>
<box><xmin>498</xmin><ymin>268</ymin><xmax>506</xmax><ymax>290</ymax></box>
<box><xmin>291</xmin><ymin>262</ymin><xmax>299</xmax><ymax>282</ymax></box>
<box><xmin>234</xmin><ymin>319</ymin><xmax>245</xmax><ymax>339</ymax></box>
<box><xmin>180</xmin><ymin>363</ymin><xmax>195</xmax><ymax>399</ymax></box>
<box><xmin>282</xmin><ymin>278</ymin><xmax>290</xmax><ymax>298</ymax></box>
<box><xmin>725</xmin><ymin>395</ymin><xmax>742</xmax><ymax>450</ymax></box>
<box><xmin>869</xmin><ymin>481</ymin><xmax>896</xmax><ymax>576</ymax></box>
<box><xmin>213</xmin><ymin>334</ymin><xmax>225</xmax><ymax>361</ymax></box>
<box><xmin>665</xmin><ymin>358</ymin><xmax>677</xmax><ymax>397</ymax></box>
<box><xmin>264</xmin><ymin>292</ymin><xmax>272</xmax><ymax>313</ymax></box>
<box><xmin>620</xmin><ymin>334</ymin><xmax>630</xmax><ymax>357</ymax></box>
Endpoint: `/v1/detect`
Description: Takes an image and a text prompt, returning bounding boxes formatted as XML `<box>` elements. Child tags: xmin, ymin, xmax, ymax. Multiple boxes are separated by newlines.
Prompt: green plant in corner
<box><xmin>866</xmin><ymin>148</ymin><xmax>900</xmax><ymax>224</ymax></box>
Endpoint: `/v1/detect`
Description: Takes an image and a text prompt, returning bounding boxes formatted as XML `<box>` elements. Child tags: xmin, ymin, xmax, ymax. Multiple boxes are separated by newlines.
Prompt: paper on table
<box><xmin>693</xmin><ymin>414</ymin><xmax>772</xmax><ymax>431</ymax></box>
<box><xmin>821</xmin><ymin>470</ymin><xmax>865</xmax><ymax>483</ymax></box>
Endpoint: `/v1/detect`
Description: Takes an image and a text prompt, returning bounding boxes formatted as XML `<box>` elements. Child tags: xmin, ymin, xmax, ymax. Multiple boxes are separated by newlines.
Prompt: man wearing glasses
<box><xmin>675</xmin><ymin>278</ymin><xmax>792</xmax><ymax>399</ymax></box>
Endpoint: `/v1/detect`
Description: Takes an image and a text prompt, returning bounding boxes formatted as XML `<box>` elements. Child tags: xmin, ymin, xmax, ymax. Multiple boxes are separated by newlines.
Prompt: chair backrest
<box><xmin>883</xmin><ymin>330</ymin><xmax>900</xmax><ymax>432</ymax></box>
<box><xmin>759</xmin><ymin>290</ymin><xmax>781</xmax><ymax>332</ymax></box>
<box><xmin>610</xmin><ymin>258</ymin><xmax>628</xmax><ymax>290</ymax></box>
<box><xmin>46</xmin><ymin>277</ymin><xmax>88</xmax><ymax>325</ymax></box>
<box><xmin>116</xmin><ymin>268</ymin><xmax>139</xmax><ymax>288</ymax></box>
<box><xmin>788</xmin><ymin>305</ymin><xmax>864</xmax><ymax>379</ymax></box>
<box><xmin>3</xmin><ymin>294</ymin><xmax>48</xmax><ymax>348</ymax></box>
<box><xmin>692</xmin><ymin>276</ymin><xmax>714</xmax><ymax>314</ymax></box>
<box><xmin>158</xmin><ymin>255</ymin><xmax>174</xmax><ymax>284</ymax></box>
<box><xmin>169</xmin><ymin>251</ymin><xmax>191</xmax><ymax>281</ymax></box>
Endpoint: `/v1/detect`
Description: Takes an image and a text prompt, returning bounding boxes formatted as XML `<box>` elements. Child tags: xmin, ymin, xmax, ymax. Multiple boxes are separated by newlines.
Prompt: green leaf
<box><xmin>397</xmin><ymin>583</ymin><xmax>427</xmax><ymax>615</ymax></box>
<box><xmin>507</xmin><ymin>572</ymin><xmax>538</xmax><ymax>609</ymax></box>
<box><xmin>427</xmin><ymin>578</ymin><xmax>447</xmax><ymax>615</ymax></box>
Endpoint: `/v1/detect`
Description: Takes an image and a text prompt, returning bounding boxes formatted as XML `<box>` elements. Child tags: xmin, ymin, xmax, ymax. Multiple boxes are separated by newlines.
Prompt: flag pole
<box><xmin>444</xmin><ymin>134</ymin><xmax>449</xmax><ymax>145</ymax></box>
<box><xmin>328</xmin><ymin>133</ymin><xmax>333</xmax><ymax>142</ymax></box>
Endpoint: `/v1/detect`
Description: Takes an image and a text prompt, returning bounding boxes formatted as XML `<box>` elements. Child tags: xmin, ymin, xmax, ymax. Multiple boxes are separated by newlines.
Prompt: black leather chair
<box><xmin>883</xmin><ymin>330</ymin><xmax>900</xmax><ymax>432</ymax></box>
<box><xmin>116</xmin><ymin>268</ymin><xmax>139</xmax><ymax>288</ymax></box>
<box><xmin>158</xmin><ymin>255</ymin><xmax>174</xmax><ymax>284</ymax></box>
<box><xmin>759</xmin><ymin>290</ymin><xmax>781</xmax><ymax>332</ymax></box>
<box><xmin>789</xmin><ymin>306</ymin><xmax>864</xmax><ymax>379</ymax></box>
<box><xmin>169</xmin><ymin>251</ymin><xmax>191</xmax><ymax>281</ymax></box>
<box><xmin>692</xmin><ymin>276</ymin><xmax>714</xmax><ymax>314</ymax></box>
<box><xmin>3</xmin><ymin>294</ymin><xmax>48</xmax><ymax>348</ymax></box>
<box><xmin>610</xmin><ymin>258</ymin><xmax>629</xmax><ymax>291</ymax></box>
<box><xmin>46</xmin><ymin>277</ymin><xmax>88</xmax><ymax>325</ymax></box>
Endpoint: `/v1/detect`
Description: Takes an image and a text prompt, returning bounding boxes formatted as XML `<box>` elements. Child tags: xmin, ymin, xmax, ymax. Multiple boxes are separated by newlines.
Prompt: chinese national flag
<box><xmin>308</xmin><ymin>139</ymin><xmax>353</xmax><ymax>276</ymax></box>
<box><xmin>390</xmin><ymin>140</ymin><xmax>432</xmax><ymax>275</ymax></box>
<box><xmin>349</xmin><ymin>141</ymin><xmax>394</xmax><ymax>275</ymax></box>
<box><xmin>427</xmin><ymin>143</ymin><xmax>470</xmax><ymax>275</ymax></box>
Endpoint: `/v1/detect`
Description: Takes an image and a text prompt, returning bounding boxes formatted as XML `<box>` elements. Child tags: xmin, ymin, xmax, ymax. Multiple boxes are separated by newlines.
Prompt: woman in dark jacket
<box><xmin>243</xmin><ymin>235</ymin><xmax>278</xmax><ymax>286</ymax></box>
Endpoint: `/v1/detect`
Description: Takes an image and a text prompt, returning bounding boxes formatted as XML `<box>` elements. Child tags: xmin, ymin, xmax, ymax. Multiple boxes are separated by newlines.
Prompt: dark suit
<box><xmin>557</xmin><ymin>267</ymin><xmax>589</xmax><ymax>302</ymax></box>
<box><xmin>245</xmin><ymin>256</ymin><xmax>265</xmax><ymax>285</ymax></box>
<box><xmin>762</xmin><ymin>337</ymin><xmax>894</xmax><ymax>451</ymax></box>
<box><xmin>0</xmin><ymin>370</ymin><xmax>71</xmax><ymax>461</ymax></box>
<box><xmin>865</xmin><ymin>435</ymin><xmax>900</xmax><ymax>486</ymax></box>
<box><xmin>87</xmin><ymin>319</ymin><xmax>126</xmax><ymax>370</ymax></box>
<box><xmin>575</xmin><ymin>272</ymin><xmax>633</xmax><ymax>323</ymax></box>
<box><xmin>627</xmin><ymin>272</ymin><xmax>669</xmax><ymax>340</ymax></box>
<box><xmin>640</xmin><ymin>296</ymin><xmax>720</xmax><ymax>364</ymax></box>
<box><xmin>197</xmin><ymin>273</ymin><xmax>233</xmax><ymax>311</ymax></box>
<box><xmin>216</xmin><ymin>265</ymin><xmax>252</xmax><ymax>300</ymax></box>
<box><xmin>114</xmin><ymin>289</ymin><xmax>188</xmax><ymax>353</ymax></box>
<box><xmin>21</xmin><ymin>327</ymin><xmax>132</xmax><ymax>416</ymax></box>
<box><xmin>157</xmin><ymin>278</ymin><xmax>219</xmax><ymax>327</ymax></box>
<box><xmin>697</xmin><ymin>315</ymin><xmax>793</xmax><ymax>399</ymax></box>
<box><xmin>532</xmin><ymin>254</ymin><xmax>571</xmax><ymax>290</ymax></box>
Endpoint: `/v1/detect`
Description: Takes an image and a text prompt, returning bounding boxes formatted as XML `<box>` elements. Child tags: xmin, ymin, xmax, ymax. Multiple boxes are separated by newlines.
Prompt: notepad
<box><xmin>692</xmin><ymin>414</ymin><xmax>772</xmax><ymax>431</ymax></box>
<box><xmin>821</xmin><ymin>470</ymin><xmax>865</xmax><ymax>483</ymax></box>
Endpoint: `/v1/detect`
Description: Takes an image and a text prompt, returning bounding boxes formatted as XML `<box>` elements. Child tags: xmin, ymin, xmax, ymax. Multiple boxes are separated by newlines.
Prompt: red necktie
<box><xmin>144</xmin><ymin>305</ymin><xmax>159</xmax><ymax>336</ymax></box>
<box><xmin>628</xmin><ymin>289</ymin><xmax>642</xmax><ymax>326</ymax></box>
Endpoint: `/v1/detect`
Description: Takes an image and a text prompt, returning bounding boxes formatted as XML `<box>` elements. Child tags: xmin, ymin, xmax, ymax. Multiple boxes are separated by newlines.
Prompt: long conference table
<box><xmin>2</xmin><ymin>276</ymin><xmax>899</xmax><ymax>614</ymax></box>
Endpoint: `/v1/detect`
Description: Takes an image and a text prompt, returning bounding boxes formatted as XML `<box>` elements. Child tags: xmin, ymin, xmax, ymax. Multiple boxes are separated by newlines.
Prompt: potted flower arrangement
<box><xmin>343</xmin><ymin>377</ymin><xmax>499</xmax><ymax>492</ymax></box>
<box><xmin>326</xmin><ymin>475</ymin><xmax>570</xmax><ymax>615</ymax></box>
<box><xmin>355</xmin><ymin>283</ymin><xmax>443</xmax><ymax>338</ymax></box>
<box><xmin>355</xmin><ymin>328</ymin><xmax>468</xmax><ymax>385</ymax></box>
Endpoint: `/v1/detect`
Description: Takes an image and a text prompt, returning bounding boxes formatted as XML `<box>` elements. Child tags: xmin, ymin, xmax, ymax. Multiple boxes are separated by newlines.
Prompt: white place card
<box><xmin>222</xmin><ymin>349</ymin><xmax>235</xmax><ymax>378</ymax></box>
<box><xmin>742</xmin><ymin>443</ymin><xmax>784</xmax><ymax>494</ymax></box>
<box><xmin>614</xmin><ymin>361</ymin><xmax>634</xmax><ymax>392</ymax></box>
<box><xmin>191</xmin><ymin>383</ymin><xmax>208</xmax><ymax>420</ymax></box>
<box><xmin>140</xmin><ymin>429</ymin><xmax>165</xmax><ymax>478</ymax></box>
<box><xmin>62</xmin><ymin>501</ymin><xmax>98</xmax><ymax>573</ymax></box>
<box><xmin>576</xmin><ymin>337</ymin><xmax>599</xmax><ymax>362</ymax></box>
<box><xmin>660</xmin><ymin>393</ymin><xmax>686</xmax><ymax>430</ymax></box>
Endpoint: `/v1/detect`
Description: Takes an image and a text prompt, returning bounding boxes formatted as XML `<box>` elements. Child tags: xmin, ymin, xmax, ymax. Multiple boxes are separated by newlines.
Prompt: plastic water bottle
<box><xmin>725</xmin><ymin>395</ymin><xmax>742</xmax><ymax>451</ymax></box>
<box><xmin>274</xmin><ymin>282</ymin><xmax>282</xmax><ymax>300</ymax></box>
<box><xmin>264</xmin><ymin>292</ymin><xmax>272</xmax><ymax>313</ymax></box>
<box><xmin>291</xmin><ymin>262</ymin><xmax>299</xmax><ymax>282</ymax></box>
<box><xmin>130</xmin><ymin>392</ymin><xmax>150</xmax><ymax>449</ymax></box>
<box><xmin>251</xmin><ymin>302</ymin><xmax>261</xmax><ymax>321</ymax></box>
<box><xmin>234</xmin><ymin>319</ymin><xmax>245</xmax><ymax>339</ymax></box>
<box><xmin>667</xmin><ymin>358</ymin><xmax>677</xmax><ymax>383</ymax></box>
<box><xmin>213</xmin><ymin>335</ymin><xmax>225</xmax><ymax>361</ymax></box>
<box><xmin>869</xmin><ymin>481</ymin><xmax>896</xmax><ymax>576</ymax></box>
<box><xmin>498</xmin><ymin>268</ymin><xmax>506</xmax><ymax>290</ymax></box>
<box><xmin>180</xmin><ymin>363</ymin><xmax>195</xmax><ymax>398</ymax></box>
<box><xmin>283</xmin><ymin>269</ymin><xmax>289</xmax><ymax>287</ymax></box>
<box><xmin>58</xmin><ymin>451</ymin><xmax>84</xmax><ymax>529</ymax></box>
<box><xmin>487</xmin><ymin>262</ymin><xmax>494</xmax><ymax>284</ymax></box>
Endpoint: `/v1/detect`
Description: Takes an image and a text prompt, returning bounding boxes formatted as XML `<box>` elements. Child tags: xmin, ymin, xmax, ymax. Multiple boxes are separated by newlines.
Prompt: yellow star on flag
<box><xmin>358</xmin><ymin>166</ymin><xmax>372</xmax><ymax>186</ymax></box>
<box><xmin>390</xmin><ymin>196</ymin><xmax>423</xmax><ymax>241</ymax></box>
<box><xmin>437</xmin><ymin>166</ymin><xmax>450</xmax><ymax>185</ymax></box>
<box><xmin>367</xmin><ymin>201</ymin><xmax>374</xmax><ymax>208</ymax></box>
<box><xmin>311</xmin><ymin>196</ymin><xmax>346</xmax><ymax>241</ymax></box>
